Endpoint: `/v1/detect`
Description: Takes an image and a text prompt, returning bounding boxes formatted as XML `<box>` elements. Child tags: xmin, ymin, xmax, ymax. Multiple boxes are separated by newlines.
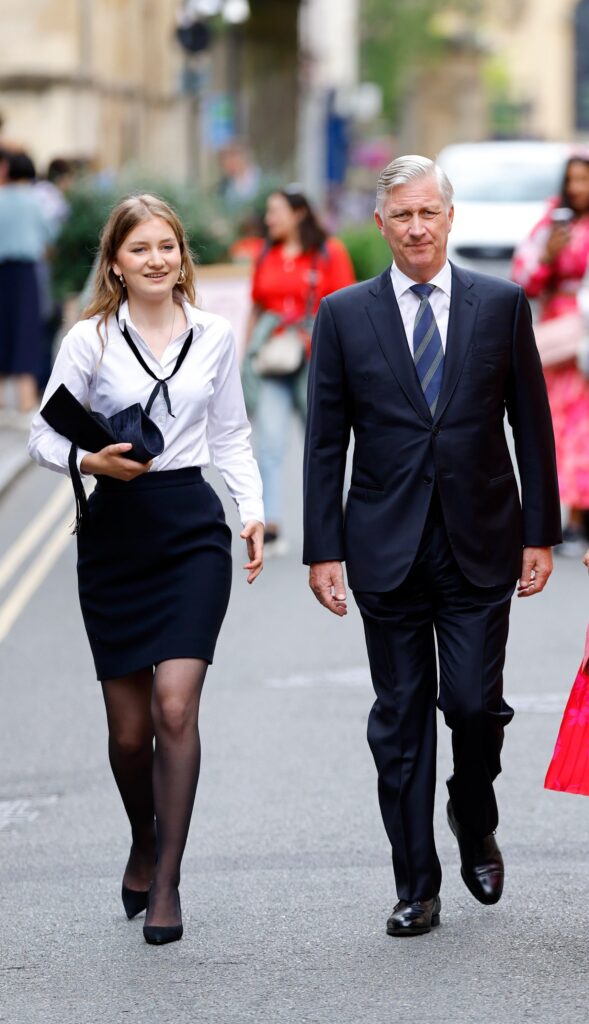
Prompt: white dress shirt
<box><xmin>28</xmin><ymin>300</ymin><xmax>264</xmax><ymax>526</ymax></box>
<box><xmin>390</xmin><ymin>261</ymin><xmax>452</xmax><ymax>352</ymax></box>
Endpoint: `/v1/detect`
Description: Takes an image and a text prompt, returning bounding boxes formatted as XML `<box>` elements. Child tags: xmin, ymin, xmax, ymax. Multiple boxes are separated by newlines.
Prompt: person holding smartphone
<box><xmin>513</xmin><ymin>154</ymin><xmax>589</xmax><ymax>556</ymax></box>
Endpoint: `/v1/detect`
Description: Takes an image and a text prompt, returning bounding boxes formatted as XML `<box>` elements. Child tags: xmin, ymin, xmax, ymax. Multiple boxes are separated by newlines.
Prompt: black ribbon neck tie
<box><xmin>120</xmin><ymin>322</ymin><xmax>194</xmax><ymax>418</ymax></box>
<box><xmin>146</xmin><ymin>378</ymin><xmax>173</xmax><ymax>418</ymax></box>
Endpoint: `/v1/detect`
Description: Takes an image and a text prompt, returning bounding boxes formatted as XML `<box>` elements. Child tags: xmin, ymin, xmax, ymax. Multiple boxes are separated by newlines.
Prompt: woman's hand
<box><xmin>80</xmin><ymin>443</ymin><xmax>152</xmax><ymax>480</ymax></box>
<box><xmin>240</xmin><ymin>520</ymin><xmax>264</xmax><ymax>583</ymax></box>
<box><xmin>583</xmin><ymin>549</ymin><xmax>589</xmax><ymax>573</ymax></box>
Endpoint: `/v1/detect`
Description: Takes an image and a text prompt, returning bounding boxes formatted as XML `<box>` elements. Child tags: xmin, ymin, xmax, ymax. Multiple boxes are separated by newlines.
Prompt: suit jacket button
<box><xmin>432</xmin><ymin>425</ymin><xmax>440</xmax><ymax>435</ymax></box>
<box><xmin>423</xmin><ymin>475</ymin><xmax>433</xmax><ymax>484</ymax></box>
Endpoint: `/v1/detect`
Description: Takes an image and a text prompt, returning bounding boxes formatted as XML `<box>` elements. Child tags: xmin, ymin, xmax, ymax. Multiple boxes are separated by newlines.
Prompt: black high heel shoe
<box><xmin>121</xmin><ymin>884</ymin><xmax>149</xmax><ymax>920</ymax></box>
<box><xmin>143</xmin><ymin>890</ymin><xmax>183</xmax><ymax>945</ymax></box>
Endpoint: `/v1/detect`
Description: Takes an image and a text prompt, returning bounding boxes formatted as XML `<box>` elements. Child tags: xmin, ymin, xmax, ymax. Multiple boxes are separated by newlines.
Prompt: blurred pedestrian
<box><xmin>28</xmin><ymin>194</ymin><xmax>264</xmax><ymax>946</ymax></box>
<box><xmin>217</xmin><ymin>141</ymin><xmax>261</xmax><ymax>206</ymax></box>
<box><xmin>35</xmin><ymin>157</ymin><xmax>74</xmax><ymax>232</ymax></box>
<box><xmin>247</xmin><ymin>186</ymin><xmax>355</xmax><ymax>554</ymax></box>
<box><xmin>512</xmin><ymin>154</ymin><xmax>589</xmax><ymax>556</ymax></box>
<box><xmin>0</xmin><ymin>150</ymin><xmax>52</xmax><ymax>419</ymax></box>
<box><xmin>304</xmin><ymin>155</ymin><xmax>561</xmax><ymax>936</ymax></box>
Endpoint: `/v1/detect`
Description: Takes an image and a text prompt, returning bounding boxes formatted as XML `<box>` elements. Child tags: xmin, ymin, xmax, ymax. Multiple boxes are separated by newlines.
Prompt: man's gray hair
<box><xmin>375</xmin><ymin>155</ymin><xmax>454</xmax><ymax>214</ymax></box>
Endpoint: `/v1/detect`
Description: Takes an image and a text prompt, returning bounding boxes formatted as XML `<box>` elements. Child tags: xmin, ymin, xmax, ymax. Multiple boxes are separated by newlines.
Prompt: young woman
<box><xmin>28</xmin><ymin>194</ymin><xmax>264</xmax><ymax>945</ymax></box>
<box><xmin>247</xmin><ymin>187</ymin><xmax>355</xmax><ymax>554</ymax></box>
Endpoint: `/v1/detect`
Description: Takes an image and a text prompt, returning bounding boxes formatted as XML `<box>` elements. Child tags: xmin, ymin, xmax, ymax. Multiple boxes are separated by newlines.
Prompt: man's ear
<box><xmin>374</xmin><ymin>209</ymin><xmax>384</xmax><ymax>236</ymax></box>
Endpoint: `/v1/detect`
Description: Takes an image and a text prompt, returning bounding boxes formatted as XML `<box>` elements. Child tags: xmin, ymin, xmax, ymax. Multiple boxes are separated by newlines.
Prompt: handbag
<box><xmin>533</xmin><ymin>313</ymin><xmax>584</xmax><ymax>368</ymax></box>
<box><xmin>41</xmin><ymin>383</ymin><xmax>164</xmax><ymax>531</ymax></box>
<box><xmin>252</xmin><ymin>325</ymin><xmax>307</xmax><ymax>377</ymax></box>
<box><xmin>544</xmin><ymin>624</ymin><xmax>589</xmax><ymax>796</ymax></box>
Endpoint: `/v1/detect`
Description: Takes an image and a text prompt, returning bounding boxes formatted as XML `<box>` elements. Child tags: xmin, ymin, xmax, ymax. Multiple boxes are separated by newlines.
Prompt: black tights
<box><xmin>101</xmin><ymin>658</ymin><xmax>208</xmax><ymax>927</ymax></box>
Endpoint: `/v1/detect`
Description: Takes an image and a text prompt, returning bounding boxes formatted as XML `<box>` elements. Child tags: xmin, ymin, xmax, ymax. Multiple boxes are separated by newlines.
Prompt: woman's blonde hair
<box><xmin>82</xmin><ymin>193</ymin><xmax>197</xmax><ymax>343</ymax></box>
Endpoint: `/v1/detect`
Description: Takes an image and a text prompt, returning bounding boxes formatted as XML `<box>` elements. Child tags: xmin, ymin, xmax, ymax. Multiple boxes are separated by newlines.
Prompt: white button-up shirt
<box><xmin>390</xmin><ymin>261</ymin><xmax>452</xmax><ymax>352</ymax></box>
<box><xmin>28</xmin><ymin>300</ymin><xmax>264</xmax><ymax>526</ymax></box>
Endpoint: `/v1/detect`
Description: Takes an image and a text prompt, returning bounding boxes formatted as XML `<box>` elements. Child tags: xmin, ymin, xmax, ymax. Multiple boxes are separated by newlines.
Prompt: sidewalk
<box><xmin>0</xmin><ymin>424</ymin><xmax>32</xmax><ymax>498</ymax></box>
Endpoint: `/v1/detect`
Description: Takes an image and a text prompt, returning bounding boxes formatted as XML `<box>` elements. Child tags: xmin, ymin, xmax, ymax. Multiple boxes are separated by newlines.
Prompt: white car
<box><xmin>437</xmin><ymin>141</ymin><xmax>572</xmax><ymax>279</ymax></box>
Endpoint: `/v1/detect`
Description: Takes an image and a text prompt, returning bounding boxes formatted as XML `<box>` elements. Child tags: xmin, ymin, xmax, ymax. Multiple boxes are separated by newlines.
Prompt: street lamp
<box><xmin>177</xmin><ymin>0</ymin><xmax>250</xmax><ymax>27</ymax></box>
<box><xmin>222</xmin><ymin>0</ymin><xmax>250</xmax><ymax>24</ymax></box>
<box><xmin>182</xmin><ymin>0</ymin><xmax>222</xmax><ymax>16</ymax></box>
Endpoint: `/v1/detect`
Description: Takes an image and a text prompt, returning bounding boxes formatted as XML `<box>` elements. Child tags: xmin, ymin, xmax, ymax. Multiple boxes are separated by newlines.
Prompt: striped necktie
<box><xmin>410</xmin><ymin>283</ymin><xmax>444</xmax><ymax>416</ymax></box>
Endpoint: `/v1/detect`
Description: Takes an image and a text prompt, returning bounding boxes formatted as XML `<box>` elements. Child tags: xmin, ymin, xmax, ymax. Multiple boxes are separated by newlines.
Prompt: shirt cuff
<box><xmin>239</xmin><ymin>501</ymin><xmax>265</xmax><ymax>527</ymax></box>
<box><xmin>77</xmin><ymin>449</ymin><xmax>92</xmax><ymax>475</ymax></box>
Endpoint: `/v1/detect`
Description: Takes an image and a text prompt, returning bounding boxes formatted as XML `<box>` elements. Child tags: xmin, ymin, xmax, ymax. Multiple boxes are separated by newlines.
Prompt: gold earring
<box><xmin>118</xmin><ymin>274</ymin><xmax>126</xmax><ymax>287</ymax></box>
<box><xmin>178</xmin><ymin>268</ymin><xmax>186</xmax><ymax>285</ymax></box>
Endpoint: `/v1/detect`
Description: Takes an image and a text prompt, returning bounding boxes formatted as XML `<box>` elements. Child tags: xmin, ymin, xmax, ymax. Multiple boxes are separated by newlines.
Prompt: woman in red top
<box><xmin>248</xmin><ymin>187</ymin><xmax>355</xmax><ymax>553</ymax></box>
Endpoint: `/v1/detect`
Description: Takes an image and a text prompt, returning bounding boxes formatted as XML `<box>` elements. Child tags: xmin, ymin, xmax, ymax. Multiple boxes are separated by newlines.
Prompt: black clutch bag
<box><xmin>41</xmin><ymin>384</ymin><xmax>165</xmax><ymax>531</ymax></box>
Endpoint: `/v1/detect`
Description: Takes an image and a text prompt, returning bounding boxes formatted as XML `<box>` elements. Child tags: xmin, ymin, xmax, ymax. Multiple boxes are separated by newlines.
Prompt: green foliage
<box><xmin>52</xmin><ymin>178</ymin><xmax>233</xmax><ymax>298</ymax></box>
<box><xmin>338</xmin><ymin>223</ymin><xmax>391</xmax><ymax>282</ymax></box>
<box><xmin>483</xmin><ymin>55</ymin><xmax>526</xmax><ymax>138</ymax></box>
<box><xmin>360</xmin><ymin>0</ymin><xmax>475</xmax><ymax>128</ymax></box>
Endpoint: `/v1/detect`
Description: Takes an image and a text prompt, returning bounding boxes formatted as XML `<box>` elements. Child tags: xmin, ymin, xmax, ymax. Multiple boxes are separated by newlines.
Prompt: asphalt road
<box><xmin>1</xmin><ymin>432</ymin><xmax>588</xmax><ymax>1024</ymax></box>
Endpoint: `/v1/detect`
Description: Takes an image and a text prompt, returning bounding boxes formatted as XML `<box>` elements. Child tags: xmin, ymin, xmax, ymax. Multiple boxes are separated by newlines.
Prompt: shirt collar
<box><xmin>117</xmin><ymin>298</ymin><xmax>206</xmax><ymax>336</ymax></box>
<box><xmin>390</xmin><ymin>260</ymin><xmax>452</xmax><ymax>300</ymax></box>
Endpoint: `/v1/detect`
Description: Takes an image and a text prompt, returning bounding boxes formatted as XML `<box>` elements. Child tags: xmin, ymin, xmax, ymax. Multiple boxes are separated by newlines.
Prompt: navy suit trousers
<box><xmin>354</xmin><ymin>489</ymin><xmax>515</xmax><ymax>902</ymax></box>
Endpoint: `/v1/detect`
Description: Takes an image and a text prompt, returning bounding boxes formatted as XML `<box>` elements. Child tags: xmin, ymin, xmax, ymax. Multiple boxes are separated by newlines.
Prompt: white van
<box><xmin>437</xmin><ymin>141</ymin><xmax>572</xmax><ymax>279</ymax></box>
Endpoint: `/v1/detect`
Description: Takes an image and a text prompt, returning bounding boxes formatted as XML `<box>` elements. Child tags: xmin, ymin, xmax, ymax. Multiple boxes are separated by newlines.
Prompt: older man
<box><xmin>303</xmin><ymin>155</ymin><xmax>561</xmax><ymax>936</ymax></box>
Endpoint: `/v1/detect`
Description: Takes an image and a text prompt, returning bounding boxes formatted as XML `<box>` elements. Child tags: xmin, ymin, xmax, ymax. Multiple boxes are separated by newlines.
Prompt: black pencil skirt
<box><xmin>76</xmin><ymin>468</ymin><xmax>232</xmax><ymax>680</ymax></box>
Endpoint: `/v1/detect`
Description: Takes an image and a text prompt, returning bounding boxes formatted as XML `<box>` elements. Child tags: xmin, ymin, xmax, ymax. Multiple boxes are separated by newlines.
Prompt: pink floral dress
<box><xmin>512</xmin><ymin>202</ymin><xmax>589</xmax><ymax>507</ymax></box>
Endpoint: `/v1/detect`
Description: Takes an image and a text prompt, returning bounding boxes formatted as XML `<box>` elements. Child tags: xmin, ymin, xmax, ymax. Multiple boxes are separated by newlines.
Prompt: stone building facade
<box><xmin>400</xmin><ymin>0</ymin><xmax>589</xmax><ymax>156</ymax></box>
<box><xmin>0</xmin><ymin>0</ymin><xmax>302</xmax><ymax>181</ymax></box>
<box><xmin>0</xmin><ymin>0</ymin><xmax>192</xmax><ymax>176</ymax></box>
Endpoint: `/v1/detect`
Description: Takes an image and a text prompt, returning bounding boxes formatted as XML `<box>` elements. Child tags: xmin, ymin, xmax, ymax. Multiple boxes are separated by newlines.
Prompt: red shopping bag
<box><xmin>545</xmin><ymin>625</ymin><xmax>589</xmax><ymax>796</ymax></box>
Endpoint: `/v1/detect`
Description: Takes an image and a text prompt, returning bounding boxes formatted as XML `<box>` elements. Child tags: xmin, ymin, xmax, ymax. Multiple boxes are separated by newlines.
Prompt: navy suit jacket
<box><xmin>302</xmin><ymin>263</ymin><xmax>562</xmax><ymax>592</ymax></box>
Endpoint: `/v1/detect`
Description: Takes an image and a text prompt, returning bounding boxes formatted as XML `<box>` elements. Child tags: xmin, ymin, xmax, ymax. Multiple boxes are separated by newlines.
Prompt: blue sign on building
<box><xmin>203</xmin><ymin>93</ymin><xmax>236</xmax><ymax>150</ymax></box>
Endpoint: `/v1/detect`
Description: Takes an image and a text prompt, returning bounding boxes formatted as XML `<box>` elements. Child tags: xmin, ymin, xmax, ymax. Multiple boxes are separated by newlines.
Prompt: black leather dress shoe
<box><xmin>447</xmin><ymin>800</ymin><xmax>504</xmax><ymax>905</ymax></box>
<box><xmin>386</xmin><ymin>895</ymin><xmax>441</xmax><ymax>937</ymax></box>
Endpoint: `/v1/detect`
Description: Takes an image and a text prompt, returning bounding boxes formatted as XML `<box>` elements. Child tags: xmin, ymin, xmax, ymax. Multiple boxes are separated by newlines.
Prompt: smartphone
<box><xmin>550</xmin><ymin>207</ymin><xmax>574</xmax><ymax>225</ymax></box>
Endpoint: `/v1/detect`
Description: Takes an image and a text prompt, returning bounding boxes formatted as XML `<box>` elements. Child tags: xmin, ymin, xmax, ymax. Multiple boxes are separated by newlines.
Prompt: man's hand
<box><xmin>309</xmin><ymin>561</ymin><xmax>347</xmax><ymax>616</ymax></box>
<box><xmin>517</xmin><ymin>546</ymin><xmax>553</xmax><ymax>598</ymax></box>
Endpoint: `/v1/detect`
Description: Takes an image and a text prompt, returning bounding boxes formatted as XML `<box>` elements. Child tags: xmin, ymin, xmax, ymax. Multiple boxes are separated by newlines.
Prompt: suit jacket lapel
<box><xmin>366</xmin><ymin>269</ymin><xmax>432</xmax><ymax>422</ymax></box>
<box><xmin>434</xmin><ymin>263</ymin><xmax>479</xmax><ymax>422</ymax></box>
